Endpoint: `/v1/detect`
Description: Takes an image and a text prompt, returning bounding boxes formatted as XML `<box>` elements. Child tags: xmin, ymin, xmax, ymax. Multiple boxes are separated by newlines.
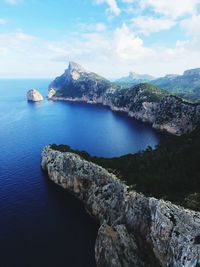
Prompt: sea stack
<box><xmin>48</xmin><ymin>88</ymin><xmax>56</xmax><ymax>99</ymax></box>
<box><xmin>27</xmin><ymin>89</ymin><xmax>44</xmax><ymax>102</ymax></box>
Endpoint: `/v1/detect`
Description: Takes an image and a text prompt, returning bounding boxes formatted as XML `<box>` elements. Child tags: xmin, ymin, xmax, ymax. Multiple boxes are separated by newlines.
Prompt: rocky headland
<box><xmin>48</xmin><ymin>62</ymin><xmax>200</xmax><ymax>136</ymax></box>
<box><xmin>41</xmin><ymin>146</ymin><xmax>200</xmax><ymax>267</ymax></box>
<box><xmin>27</xmin><ymin>89</ymin><xmax>44</xmax><ymax>102</ymax></box>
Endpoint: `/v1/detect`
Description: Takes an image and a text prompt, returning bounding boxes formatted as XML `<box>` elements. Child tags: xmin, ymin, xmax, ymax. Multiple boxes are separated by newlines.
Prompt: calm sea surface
<box><xmin>0</xmin><ymin>79</ymin><xmax>163</xmax><ymax>267</ymax></box>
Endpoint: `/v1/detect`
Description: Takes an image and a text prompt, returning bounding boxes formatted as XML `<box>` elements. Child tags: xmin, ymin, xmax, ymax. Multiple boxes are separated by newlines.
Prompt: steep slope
<box><xmin>49</xmin><ymin>61</ymin><xmax>113</xmax><ymax>102</ymax></box>
<box><xmin>42</xmin><ymin>146</ymin><xmax>200</xmax><ymax>267</ymax></box>
<box><xmin>152</xmin><ymin>68</ymin><xmax>200</xmax><ymax>102</ymax></box>
<box><xmin>105</xmin><ymin>83</ymin><xmax>200</xmax><ymax>135</ymax></box>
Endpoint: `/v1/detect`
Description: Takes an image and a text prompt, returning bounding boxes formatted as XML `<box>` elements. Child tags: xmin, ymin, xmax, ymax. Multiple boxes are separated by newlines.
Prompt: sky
<box><xmin>0</xmin><ymin>0</ymin><xmax>200</xmax><ymax>78</ymax></box>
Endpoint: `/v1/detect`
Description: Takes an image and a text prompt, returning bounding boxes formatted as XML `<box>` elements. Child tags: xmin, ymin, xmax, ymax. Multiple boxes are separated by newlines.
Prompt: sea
<box><xmin>0</xmin><ymin>79</ymin><xmax>163</xmax><ymax>267</ymax></box>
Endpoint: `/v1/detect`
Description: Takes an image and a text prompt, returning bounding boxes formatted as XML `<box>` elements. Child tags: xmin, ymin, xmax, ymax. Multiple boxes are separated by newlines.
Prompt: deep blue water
<box><xmin>0</xmin><ymin>79</ymin><xmax>163</xmax><ymax>267</ymax></box>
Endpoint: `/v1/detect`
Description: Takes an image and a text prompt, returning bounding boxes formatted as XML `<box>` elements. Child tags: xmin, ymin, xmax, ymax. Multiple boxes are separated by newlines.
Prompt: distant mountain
<box><xmin>151</xmin><ymin>68</ymin><xmax>200</xmax><ymax>102</ymax></box>
<box><xmin>115</xmin><ymin>71</ymin><xmax>155</xmax><ymax>84</ymax></box>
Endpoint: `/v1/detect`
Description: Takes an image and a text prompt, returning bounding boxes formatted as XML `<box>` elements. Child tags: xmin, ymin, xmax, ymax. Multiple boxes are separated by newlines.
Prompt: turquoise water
<box><xmin>0</xmin><ymin>79</ymin><xmax>162</xmax><ymax>266</ymax></box>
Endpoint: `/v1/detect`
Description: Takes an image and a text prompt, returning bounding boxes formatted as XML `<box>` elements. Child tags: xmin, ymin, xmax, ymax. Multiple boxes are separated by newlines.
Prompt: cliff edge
<box><xmin>41</xmin><ymin>146</ymin><xmax>200</xmax><ymax>267</ymax></box>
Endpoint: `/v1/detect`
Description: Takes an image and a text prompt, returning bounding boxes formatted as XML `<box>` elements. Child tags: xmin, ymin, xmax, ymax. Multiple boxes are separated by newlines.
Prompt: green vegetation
<box><xmin>108</xmin><ymin>83</ymin><xmax>169</xmax><ymax>111</ymax></box>
<box><xmin>152</xmin><ymin>72</ymin><xmax>200</xmax><ymax>103</ymax></box>
<box><xmin>50</xmin><ymin>126</ymin><xmax>200</xmax><ymax>211</ymax></box>
<box><xmin>55</xmin><ymin>72</ymin><xmax>112</xmax><ymax>99</ymax></box>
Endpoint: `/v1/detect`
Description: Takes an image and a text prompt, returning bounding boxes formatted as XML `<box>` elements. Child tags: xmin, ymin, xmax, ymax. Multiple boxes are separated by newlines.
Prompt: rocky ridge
<box><xmin>27</xmin><ymin>89</ymin><xmax>44</xmax><ymax>102</ymax></box>
<box><xmin>152</xmin><ymin>68</ymin><xmax>200</xmax><ymax>102</ymax></box>
<box><xmin>48</xmin><ymin>63</ymin><xmax>200</xmax><ymax>135</ymax></box>
<box><xmin>41</xmin><ymin>146</ymin><xmax>200</xmax><ymax>267</ymax></box>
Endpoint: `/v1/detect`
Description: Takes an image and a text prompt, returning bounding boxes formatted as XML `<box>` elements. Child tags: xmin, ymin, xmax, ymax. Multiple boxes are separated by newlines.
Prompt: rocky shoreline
<box><xmin>41</xmin><ymin>146</ymin><xmax>200</xmax><ymax>267</ymax></box>
<box><xmin>49</xmin><ymin>94</ymin><xmax>200</xmax><ymax>136</ymax></box>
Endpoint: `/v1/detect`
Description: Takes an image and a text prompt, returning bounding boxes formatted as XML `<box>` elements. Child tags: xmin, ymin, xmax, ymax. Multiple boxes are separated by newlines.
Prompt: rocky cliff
<box><xmin>49</xmin><ymin>63</ymin><xmax>200</xmax><ymax>135</ymax></box>
<box><xmin>27</xmin><ymin>89</ymin><xmax>43</xmax><ymax>102</ymax></box>
<box><xmin>49</xmin><ymin>61</ymin><xmax>112</xmax><ymax>102</ymax></box>
<box><xmin>42</xmin><ymin>146</ymin><xmax>200</xmax><ymax>267</ymax></box>
<box><xmin>105</xmin><ymin>85</ymin><xmax>200</xmax><ymax>135</ymax></box>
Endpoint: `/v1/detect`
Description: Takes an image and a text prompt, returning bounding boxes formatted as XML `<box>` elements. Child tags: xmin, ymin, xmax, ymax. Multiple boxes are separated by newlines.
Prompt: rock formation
<box><xmin>41</xmin><ymin>146</ymin><xmax>200</xmax><ymax>267</ymax></box>
<box><xmin>48</xmin><ymin>88</ymin><xmax>56</xmax><ymax>99</ymax></box>
<box><xmin>105</xmin><ymin>87</ymin><xmax>200</xmax><ymax>135</ymax></box>
<box><xmin>48</xmin><ymin>63</ymin><xmax>200</xmax><ymax>135</ymax></box>
<box><xmin>27</xmin><ymin>89</ymin><xmax>43</xmax><ymax>102</ymax></box>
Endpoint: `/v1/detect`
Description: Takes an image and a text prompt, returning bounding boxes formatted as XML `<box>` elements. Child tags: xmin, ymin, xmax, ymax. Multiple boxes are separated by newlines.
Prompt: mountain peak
<box><xmin>129</xmin><ymin>72</ymin><xmax>137</xmax><ymax>78</ymax></box>
<box><xmin>68</xmin><ymin>61</ymin><xmax>86</xmax><ymax>73</ymax></box>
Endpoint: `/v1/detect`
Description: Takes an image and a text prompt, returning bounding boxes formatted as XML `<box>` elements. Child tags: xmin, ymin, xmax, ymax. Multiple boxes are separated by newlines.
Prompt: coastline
<box><xmin>42</xmin><ymin>146</ymin><xmax>200</xmax><ymax>267</ymax></box>
<box><xmin>48</xmin><ymin>96</ymin><xmax>184</xmax><ymax>135</ymax></box>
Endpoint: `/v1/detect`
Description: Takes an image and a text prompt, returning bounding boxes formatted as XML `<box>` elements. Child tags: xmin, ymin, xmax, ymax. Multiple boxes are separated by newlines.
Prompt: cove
<box><xmin>0</xmin><ymin>79</ymin><xmax>163</xmax><ymax>266</ymax></box>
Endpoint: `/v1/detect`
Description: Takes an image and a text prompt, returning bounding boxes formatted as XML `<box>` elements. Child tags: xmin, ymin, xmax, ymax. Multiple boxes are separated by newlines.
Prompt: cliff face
<box><xmin>41</xmin><ymin>146</ymin><xmax>200</xmax><ymax>267</ymax></box>
<box><xmin>49</xmin><ymin>63</ymin><xmax>200</xmax><ymax>136</ymax></box>
<box><xmin>49</xmin><ymin>61</ymin><xmax>112</xmax><ymax>101</ymax></box>
<box><xmin>105</xmin><ymin>86</ymin><xmax>200</xmax><ymax>135</ymax></box>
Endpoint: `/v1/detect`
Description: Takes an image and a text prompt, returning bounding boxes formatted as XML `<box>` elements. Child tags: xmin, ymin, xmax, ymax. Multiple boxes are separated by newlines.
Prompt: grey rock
<box><xmin>27</xmin><ymin>89</ymin><xmax>43</xmax><ymax>102</ymax></box>
<box><xmin>48</xmin><ymin>88</ymin><xmax>56</xmax><ymax>99</ymax></box>
<box><xmin>41</xmin><ymin>146</ymin><xmax>200</xmax><ymax>267</ymax></box>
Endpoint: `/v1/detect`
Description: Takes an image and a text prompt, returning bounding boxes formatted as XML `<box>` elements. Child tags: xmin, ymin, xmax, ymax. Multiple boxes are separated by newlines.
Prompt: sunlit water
<box><xmin>0</xmin><ymin>79</ymin><xmax>163</xmax><ymax>266</ymax></box>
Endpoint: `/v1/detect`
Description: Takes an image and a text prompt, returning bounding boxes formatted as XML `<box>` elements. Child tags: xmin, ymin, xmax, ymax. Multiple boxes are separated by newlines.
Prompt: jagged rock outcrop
<box><xmin>41</xmin><ymin>146</ymin><xmax>200</xmax><ymax>267</ymax></box>
<box><xmin>48</xmin><ymin>88</ymin><xmax>56</xmax><ymax>99</ymax></box>
<box><xmin>27</xmin><ymin>89</ymin><xmax>43</xmax><ymax>102</ymax></box>
<box><xmin>48</xmin><ymin>63</ymin><xmax>200</xmax><ymax>135</ymax></box>
<box><xmin>49</xmin><ymin>61</ymin><xmax>112</xmax><ymax>101</ymax></box>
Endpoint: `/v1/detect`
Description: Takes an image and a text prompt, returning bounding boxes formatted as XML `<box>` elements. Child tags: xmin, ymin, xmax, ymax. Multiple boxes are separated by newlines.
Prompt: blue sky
<box><xmin>0</xmin><ymin>0</ymin><xmax>200</xmax><ymax>78</ymax></box>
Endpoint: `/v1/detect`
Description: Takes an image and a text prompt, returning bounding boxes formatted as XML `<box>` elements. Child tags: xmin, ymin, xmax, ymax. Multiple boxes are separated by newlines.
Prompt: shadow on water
<box><xmin>0</xmin><ymin>169</ymin><xmax>98</xmax><ymax>267</ymax></box>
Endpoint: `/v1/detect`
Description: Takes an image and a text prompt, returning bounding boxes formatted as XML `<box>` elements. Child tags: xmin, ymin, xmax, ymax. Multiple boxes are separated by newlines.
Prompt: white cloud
<box><xmin>181</xmin><ymin>15</ymin><xmax>200</xmax><ymax>37</ymax></box>
<box><xmin>1</xmin><ymin>20</ymin><xmax>200</xmax><ymax>78</ymax></box>
<box><xmin>122</xmin><ymin>0</ymin><xmax>134</xmax><ymax>3</ymax></box>
<box><xmin>94</xmin><ymin>0</ymin><xmax>121</xmax><ymax>15</ymax></box>
<box><xmin>5</xmin><ymin>0</ymin><xmax>21</xmax><ymax>4</ymax></box>
<box><xmin>112</xmin><ymin>23</ymin><xmax>154</xmax><ymax>60</ymax></box>
<box><xmin>140</xmin><ymin>0</ymin><xmax>200</xmax><ymax>18</ymax></box>
<box><xmin>0</xmin><ymin>18</ymin><xmax>7</xmax><ymax>25</ymax></box>
<box><xmin>132</xmin><ymin>16</ymin><xmax>176</xmax><ymax>35</ymax></box>
<box><xmin>78</xmin><ymin>22</ymin><xmax>107</xmax><ymax>32</ymax></box>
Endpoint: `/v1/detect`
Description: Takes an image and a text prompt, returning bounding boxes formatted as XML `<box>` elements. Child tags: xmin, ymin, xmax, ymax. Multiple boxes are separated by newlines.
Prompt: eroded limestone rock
<box><xmin>41</xmin><ymin>146</ymin><xmax>200</xmax><ymax>267</ymax></box>
<box><xmin>27</xmin><ymin>89</ymin><xmax>43</xmax><ymax>102</ymax></box>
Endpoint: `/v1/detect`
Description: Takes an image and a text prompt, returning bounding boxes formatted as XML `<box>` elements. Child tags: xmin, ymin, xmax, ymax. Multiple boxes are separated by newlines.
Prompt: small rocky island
<box><xmin>42</xmin><ymin>146</ymin><xmax>200</xmax><ymax>267</ymax></box>
<box><xmin>27</xmin><ymin>89</ymin><xmax>44</xmax><ymax>102</ymax></box>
